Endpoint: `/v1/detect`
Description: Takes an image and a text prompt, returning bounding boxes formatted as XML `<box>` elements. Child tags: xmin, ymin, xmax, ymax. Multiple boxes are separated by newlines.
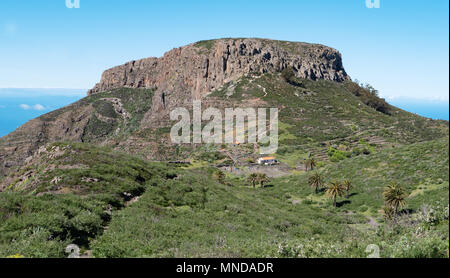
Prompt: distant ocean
<box><xmin>0</xmin><ymin>89</ymin><xmax>448</xmax><ymax>138</ymax></box>
<box><xmin>388</xmin><ymin>98</ymin><xmax>449</xmax><ymax>121</ymax></box>
<box><xmin>0</xmin><ymin>89</ymin><xmax>86</xmax><ymax>138</ymax></box>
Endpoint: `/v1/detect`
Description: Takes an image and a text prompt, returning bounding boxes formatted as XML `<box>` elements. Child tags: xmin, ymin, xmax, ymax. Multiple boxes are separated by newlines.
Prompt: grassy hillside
<box><xmin>210</xmin><ymin>73</ymin><xmax>448</xmax><ymax>145</ymax></box>
<box><xmin>150</xmin><ymin>72</ymin><xmax>448</xmax><ymax>164</ymax></box>
<box><xmin>0</xmin><ymin>72</ymin><xmax>448</xmax><ymax>258</ymax></box>
<box><xmin>2</xmin><ymin>138</ymin><xmax>447</xmax><ymax>258</ymax></box>
<box><xmin>0</xmin><ymin>142</ymin><xmax>175</xmax><ymax>257</ymax></box>
<box><xmin>90</xmin><ymin>138</ymin><xmax>449</xmax><ymax>258</ymax></box>
<box><xmin>1</xmin><ymin>73</ymin><xmax>447</xmax><ymax>179</ymax></box>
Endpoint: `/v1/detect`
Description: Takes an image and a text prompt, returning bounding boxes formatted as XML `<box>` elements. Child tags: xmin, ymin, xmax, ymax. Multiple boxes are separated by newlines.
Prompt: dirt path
<box><xmin>257</xmin><ymin>84</ymin><xmax>268</xmax><ymax>97</ymax></box>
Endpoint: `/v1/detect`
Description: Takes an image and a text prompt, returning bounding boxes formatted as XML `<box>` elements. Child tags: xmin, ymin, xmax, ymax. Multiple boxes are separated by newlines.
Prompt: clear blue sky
<box><xmin>0</xmin><ymin>0</ymin><xmax>448</xmax><ymax>101</ymax></box>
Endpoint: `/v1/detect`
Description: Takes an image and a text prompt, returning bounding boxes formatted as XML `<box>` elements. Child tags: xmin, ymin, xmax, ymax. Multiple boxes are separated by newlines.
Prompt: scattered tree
<box><xmin>305</xmin><ymin>158</ymin><xmax>316</xmax><ymax>171</ymax></box>
<box><xmin>248</xmin><ymin>173</ymin><xmax>259</xmax><ymax>189</ymax></box>
<box><xmin>342</xmin><ymin>179</ymin><xmax>353</xmax><ymax>198</ymax></box>
<box><xmin>343</xmin><ymin>81</ymin><xmax>391</xmax><ymax>115</ymax></box>
<box><xmin>308</xmin><ymin>172</ymin><xmax>324</xmax><ymax>194</ymax></box>
<box><xmin>325</xmin><ymin>180</ymin><xmax>345</xmax><ymax>207</ymax></box>
<box><xmin>383</xmin><ymin>182</ymin><xmax>407</xmax><ymax>218</ymax></box>
<box><xmin>257</xmin><ymin>173</ymin><xmax>270</xmax><ymax>188</ymax></box>
<box><xmin>382</xmin><ymin>205</ymin><xmax>395</xmax><ymax>221</ymax></box>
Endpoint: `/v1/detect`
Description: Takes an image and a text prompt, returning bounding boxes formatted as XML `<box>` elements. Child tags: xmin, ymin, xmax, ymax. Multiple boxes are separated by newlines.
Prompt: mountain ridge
<box><xmin>87</xmin><ymin>38</ymin><xmax>350</xmax><ymax>126</ymax></box>
<box><xmin>0</xmin><ymin>38</ymin><xmax>448</xmax><ymax>182</ymax></box>
<box><xmin>0</xmin><ymin>38</ymin><xmax>449</xmax><ymax>258</ymax></box>
<box><xmin>89</xmin><ymin>38</ymin><xmax>349</xmax><ymax>95</ymax></box>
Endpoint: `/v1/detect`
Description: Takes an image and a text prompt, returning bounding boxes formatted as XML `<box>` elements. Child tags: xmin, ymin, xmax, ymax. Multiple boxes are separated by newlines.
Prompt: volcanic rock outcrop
<box><xmin>89</xmin><ymin>38</ymin><xmax>349</xmax><ymax>96</ymax></box>
<box><xmin>1</xmin><ymin>38</ymin><xmax>352</xmax><ymax>179</ymax></box>
<box><xmin>88</xmin><ymin>38</ymin><xmax>349</xmax><ymax>122</ymax></box>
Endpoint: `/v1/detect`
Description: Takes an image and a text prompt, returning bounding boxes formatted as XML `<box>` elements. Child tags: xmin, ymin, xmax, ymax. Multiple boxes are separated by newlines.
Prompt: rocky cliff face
<box><xmin>88</xmin><ymin>39</ymin><xmax>349</xmax><ymax>124</ymax></box>
<box><xmin>1</xmin><ymin>38</ymin><xmax>353</xmax><ymax>181</ymax></box>
<box><xmin>89</xmin><ymin>39</ymin><xmax>349</xmax><ymax>96</ymax></box>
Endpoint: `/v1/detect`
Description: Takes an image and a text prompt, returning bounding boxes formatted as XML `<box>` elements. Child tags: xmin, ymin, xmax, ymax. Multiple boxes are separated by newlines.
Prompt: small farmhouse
<box><xmin>257</xmin><ymin>157</ymin><xmax>278</xmax><ymax>165</ymax></box>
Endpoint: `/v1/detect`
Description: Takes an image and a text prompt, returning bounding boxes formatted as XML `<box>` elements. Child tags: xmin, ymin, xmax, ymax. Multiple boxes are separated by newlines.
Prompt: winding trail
<box><xmin>257</xmin><ymin>84</ymin><xmax>268</xmax><ymax>97</ymax></box>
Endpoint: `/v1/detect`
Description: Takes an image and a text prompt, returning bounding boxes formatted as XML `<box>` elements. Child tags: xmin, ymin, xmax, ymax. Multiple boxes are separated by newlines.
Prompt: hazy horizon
<box><xmin>1</xmin><ymin>87</ymin><xmax>448</xmax><ymax>138</ymax></box>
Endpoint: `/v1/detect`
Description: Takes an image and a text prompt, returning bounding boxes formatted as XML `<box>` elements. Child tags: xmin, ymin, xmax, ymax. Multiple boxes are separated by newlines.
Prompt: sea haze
<box><xmin>0</xmin><ymin>89</ymin><xmax>449</xmax><ymax>138</ymax></box>
<box><xmin>0</xmin><ymin>88</ymin><xmax>86</xmax><ymax>137</ymax></box>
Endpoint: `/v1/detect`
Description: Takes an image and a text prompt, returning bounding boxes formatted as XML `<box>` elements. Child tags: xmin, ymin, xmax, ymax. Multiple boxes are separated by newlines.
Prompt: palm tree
<box><xmin>382</xmin><ymin>205</ymin><xmax>395</xmax><ymax>221</ymax></box>
<box><xmin>248</xmin><ymin>173</ymin><xmax>259</xmax><ymax>189</ymax></box>
<box><xmin>213</xmin><ymin>170</ymin><xmax>226</xmax><ymax>184</ymax></box>
<box><xmin>325</xmin><ymin>180</ymin><xmax>345</xmax><ymax>207</ymax></box>
<box><xmin>383</xmin><ymin>182</ymin><xmax>407</xmax><ymax>217</ymax></box>
<box><xmin>257</xmin><ymin>173</ymin><xmax>270</xmax><ymax>188</ymax></box>
<box><xmin>305</xmin><ymin>158</ymin><xmax>316</xmax><ymax>171</ymax></box>
<box><xmin>342</xmin><ymin>179</ymin><xmax>353</xmax><ymax>198</ymax></box>
<box><xmin>308</xmin><ymin>172</ymin><xmax>324</xmax><ymax>194</ymax></box>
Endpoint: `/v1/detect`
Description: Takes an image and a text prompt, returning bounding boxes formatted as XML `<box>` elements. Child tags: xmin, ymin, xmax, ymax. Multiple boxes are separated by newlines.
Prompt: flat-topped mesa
<box><xmin>87</xmin><ymin>38</ymin><xmax>350</xmax><ymax>97</ymax></box>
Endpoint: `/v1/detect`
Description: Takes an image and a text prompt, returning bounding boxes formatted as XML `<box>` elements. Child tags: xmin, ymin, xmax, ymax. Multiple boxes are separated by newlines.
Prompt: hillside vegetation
<box><xmin>1</xmin><ymin>138</ymin><xmax>448</xmax><ymax>258</ymax></box>
<box><xmin>1</xmin><ymin>71</ymin><xmax>448</xmax><ymax>177</ymax></box>
<box><xmin>0</xmin><ymin>50</ymin><xmax>448</xmax><ymax>258</ymax></box>
<box><xmin>0</xmin><ymin>143</ymin><xmax>174</xmax><ymax>257</ymax></box>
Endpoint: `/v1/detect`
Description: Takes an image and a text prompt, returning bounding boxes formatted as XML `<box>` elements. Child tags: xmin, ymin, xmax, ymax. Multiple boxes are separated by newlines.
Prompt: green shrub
<box><xmin>327</xmin><ymin>147</ymin><xmax>351</xmax><ymax>162</ymax></box>
<box><xmin>281</xmin><ymin>67</ymin><xmax>304</xmax><ymax>87</ymax></box>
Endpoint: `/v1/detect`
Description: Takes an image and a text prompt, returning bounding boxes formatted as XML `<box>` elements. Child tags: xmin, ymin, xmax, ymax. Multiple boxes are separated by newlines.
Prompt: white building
<box><xmin>257</xmin><ymin>157</ymin><xmax>278</xmax><ymax>165</ymax></box>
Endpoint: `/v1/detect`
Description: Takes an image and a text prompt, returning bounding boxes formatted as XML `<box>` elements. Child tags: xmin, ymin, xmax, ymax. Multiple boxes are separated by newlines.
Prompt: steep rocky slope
<box><xmin>89</xmin><ymin>38</ymin><xmax>349</xmax><ymax>96</ymax></box>
<box><xmin>88</xmin><ymin>38</ymin><xmax>350</xmax><ymax>130</ymax></box>
<box><xmin>88</xmin><ymin>38</ymin><xmax>349</xmax><ymax>116</ymax></box>
<box><xmin>0</xmin><ymin>38</ymin><xmax>449</xmax><ymax>258</ymax></box>
<box><xmin>0</xmin><ymin>38</ymin><xmax>448</xmax><ymax>182</ymax></box>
